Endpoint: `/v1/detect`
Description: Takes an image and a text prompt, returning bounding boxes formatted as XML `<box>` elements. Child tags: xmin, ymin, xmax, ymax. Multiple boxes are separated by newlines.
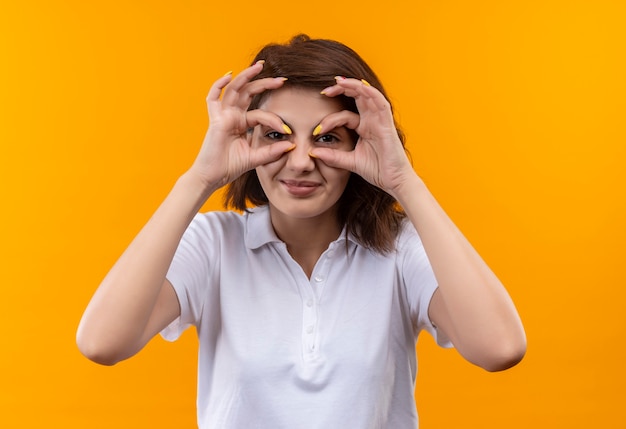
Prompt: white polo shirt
<box><xmin>162</xmin><ymin>206</ymin><xmax>450</xmax><ymax>429</ymax></box>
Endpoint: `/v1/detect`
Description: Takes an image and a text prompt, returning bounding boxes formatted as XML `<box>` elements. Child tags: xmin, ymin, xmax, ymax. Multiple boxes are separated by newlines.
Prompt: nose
<box><xmin>285</xmin><ymin>139</ymin><xmax>315</xmax><ymax>172</ymax></box>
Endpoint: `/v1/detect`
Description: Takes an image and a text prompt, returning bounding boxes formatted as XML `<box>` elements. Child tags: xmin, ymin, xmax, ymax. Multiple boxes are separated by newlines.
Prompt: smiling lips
<box><xmin>280</xmin><ymin>180</ymin><xmax>321</xmax><ymax>197</ymax></box>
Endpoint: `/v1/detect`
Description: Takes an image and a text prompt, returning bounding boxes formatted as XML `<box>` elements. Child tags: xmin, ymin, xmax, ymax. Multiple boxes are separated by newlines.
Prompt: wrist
<box><xmin>174</xmin><ymin>170</ymin><xmax>220</xmax><ymax>209</ymax></box>
<box><xmin>388</xmin><ymin>169</ymin><xmax>426</xmax><ymax>201</ymax></box>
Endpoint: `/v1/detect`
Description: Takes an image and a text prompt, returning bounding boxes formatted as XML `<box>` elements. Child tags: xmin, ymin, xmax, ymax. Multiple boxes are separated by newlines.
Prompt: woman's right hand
<box><xmin>188</xmin><ymin>61</ymin><xmax>294</xmax><ymax>191</ymax></box>
<box><xmin>77</xmin><ymin>62</ymin><xmax>294</xmax><ymax>366</ymax></box>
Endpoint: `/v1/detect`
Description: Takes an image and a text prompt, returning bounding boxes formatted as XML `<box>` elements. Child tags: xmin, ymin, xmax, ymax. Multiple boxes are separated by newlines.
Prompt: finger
<box><xmin>223</xmin><ymin>60</ymin><xmax>265</xmax><ymax>94</ymax></box>
<box><xmin>248</xmin><ymin>139</ymin><xmax>295</xmax><ymax>168</ymax></box>
<box><xmin>341</xmin><ymin>78</ymin><xmax>392</xmax><ymax>113</ymax></box>
<box><xmin>206</xmin><ymin>71</ymin><xmax>234</xmax><ymax>104</ymax></box>
<box><xmin>324</xmin><ymin>78</ymin><xmax>391</xmax><ymax>113</ymax></box>
<box><xmin>309</xmin><ymin>147</ymin><xmax>356</xmax><ymax>172</ymax></box>
<box><xmin>319</xmin><ymin>83</ymin><xmax>359</xmax><ymax>99</ymax></box>
<box><xmin>313</xmin><ymin>110</ymin><xmax>360</xmax><ymax>135</ymax></box>
<box><xmin>321</xmin><ymin>85</ymin><xmax>379</xmax><ymax>117</ymax></box>
<box><xmin>230</xmin><ymin>77</ymin><xmax>288</xmax><ymax>110</ymax></box>
<box><xmin>245</xmin><ymin>109</ymin><xmax>292</xmax><ymax>135</ymax></box>
<box><xmin>245</xmin><ymin>109</ymin><xmax>295</xmax><ymax>167</ymax></box>
<box><xmin>207</xmin><ymin>61</ymin><xmax>270</xmax><ymax>104</ymax></box>
<box><xmin>221</xmin><ymin>61</ymin><xmax>286</xmax><ymax>109</ymax></box>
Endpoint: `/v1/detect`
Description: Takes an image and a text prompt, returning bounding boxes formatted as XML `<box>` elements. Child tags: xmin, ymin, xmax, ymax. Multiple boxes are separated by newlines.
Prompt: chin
<box><xmin>269</xmin><ymin>199</ymin><xmax>339</xmax><ymax>221</ymax></box>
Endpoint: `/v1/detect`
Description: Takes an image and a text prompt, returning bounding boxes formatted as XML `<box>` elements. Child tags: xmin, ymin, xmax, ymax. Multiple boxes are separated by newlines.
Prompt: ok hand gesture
<box><xmin>309</xmin><ymin>78</ymin><xmax>416</xmax><ymax>200</ymax></box>
<box><xmin>189</xmin><ymin>61</ymin><xmax>294</xmax><ymax>190</ymax></box>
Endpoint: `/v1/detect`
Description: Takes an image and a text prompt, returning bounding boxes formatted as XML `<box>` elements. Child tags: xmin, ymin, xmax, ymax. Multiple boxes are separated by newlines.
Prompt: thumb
<box><xmin>250</xmin><ymin>142</ymin><xmax>295</xmax><ymax>168</ymax></box>
<box><xmin>310</xmin><ymin>147</ymin><xmax>356</xmax><ymax>172</ymax></box>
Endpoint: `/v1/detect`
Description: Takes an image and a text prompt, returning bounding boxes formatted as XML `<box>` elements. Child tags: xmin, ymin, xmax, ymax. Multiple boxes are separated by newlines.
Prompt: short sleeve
<box><xmin>398</xmin><ymin>222</ymin><xmax>453</xmax><ymax>348</ymax></box>
<box><xmin>160</xmin><ymin>213</ymin><xmax>219</xmax><ymax>341</ymax></box>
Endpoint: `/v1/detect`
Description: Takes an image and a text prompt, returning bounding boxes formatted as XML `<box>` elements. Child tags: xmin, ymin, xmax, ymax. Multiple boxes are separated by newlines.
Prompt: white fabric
<box><xmin>162</xmin><ymin>206</ymin><xmax>451</xmax><ymax>429</ymax></box>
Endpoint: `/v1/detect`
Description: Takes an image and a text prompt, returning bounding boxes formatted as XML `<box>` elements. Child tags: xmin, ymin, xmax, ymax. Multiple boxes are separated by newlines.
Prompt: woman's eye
<box><xmin>265</xmin><ymin>131</ymin><xmax>287</xmax><ymax>140</ymax></box>
<box><xmin>316</xmin><ymin>134</ymin><xmax>338</xmax><ymax>144</ymax></box>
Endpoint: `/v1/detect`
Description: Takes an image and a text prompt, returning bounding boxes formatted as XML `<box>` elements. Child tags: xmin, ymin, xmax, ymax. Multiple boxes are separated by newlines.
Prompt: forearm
<box><xmin>394</xmin><ymin>173</ymin><xmax>526</xmax><ymax>370</ymax></box>
<box><xmin>76</xmin><ymin>172</ymin><xmax>217</xmax><ymax>362</ymax></box>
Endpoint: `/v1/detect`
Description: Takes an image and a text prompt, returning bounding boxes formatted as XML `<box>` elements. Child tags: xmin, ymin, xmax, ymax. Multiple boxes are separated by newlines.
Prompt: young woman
<box><xmin>77</xmin><ymin>34</ymin><xmax>526</xmax><ymax>428</ymax></box>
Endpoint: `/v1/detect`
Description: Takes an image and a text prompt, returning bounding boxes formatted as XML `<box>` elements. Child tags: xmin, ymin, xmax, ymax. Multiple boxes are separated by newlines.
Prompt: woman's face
<box><xmin>252</xmin><ymin>87</ymin><xmax>355</xmax><ymax>223</ymax></box>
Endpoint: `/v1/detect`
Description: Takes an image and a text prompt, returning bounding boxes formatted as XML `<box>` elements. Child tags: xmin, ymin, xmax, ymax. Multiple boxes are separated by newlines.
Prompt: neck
<box><xmin>269</xmin><ymin>206</ymin><xmax>342</xmax><ymax>278</ymax></box>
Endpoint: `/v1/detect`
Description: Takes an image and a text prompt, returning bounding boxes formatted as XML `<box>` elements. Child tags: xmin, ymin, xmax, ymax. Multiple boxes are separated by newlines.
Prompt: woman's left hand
<box><xmin>309</xmin><ymin>77</ymin><xmax>416</xmax><ymax>199</ymax></box>
<box><xmin>313</xmin><ymin>79</ymin><xmax>527</xmax><ymax>373</ymax></box>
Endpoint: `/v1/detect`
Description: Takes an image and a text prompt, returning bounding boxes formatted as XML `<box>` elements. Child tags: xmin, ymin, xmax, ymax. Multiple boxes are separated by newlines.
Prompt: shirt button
<box><xmin>314</xmin><ymin>276</ymin><xmax>323</xmax><ymax>282</ymax></box>
<box><xmin>306</xmin><ymin>299</ymin><xmax>314</xmax><ymax>307</ymax></box>
<box><xmin>306</xmin><ymin>325</ymin><xmax>314</xmax><ymax>334</ymax></box>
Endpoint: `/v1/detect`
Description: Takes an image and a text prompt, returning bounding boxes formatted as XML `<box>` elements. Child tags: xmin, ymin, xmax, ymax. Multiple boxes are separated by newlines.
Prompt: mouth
<box><xmin>280</xmin><ymin>180</ymin><xmax>321</xmax><ymax>197</ymax></box>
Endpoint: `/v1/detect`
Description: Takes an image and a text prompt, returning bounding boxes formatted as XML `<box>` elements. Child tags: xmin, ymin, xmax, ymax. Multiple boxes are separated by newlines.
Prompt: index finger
<box><xmin>224</xmin><ymin>60</ymin><xmax>266</xmax><ymax>93</ymax></box>
<box><xmin>206</xmin><ymin>61</ymin><xmax>279</xmax><ymax>107</ymax></box>
<box><xmin>323</xmin><ymin>77</ymin><xmax>391</xmax><ymax>113</ymax></box>
<box><xmin>206</xmin><ymin>71</ymin><xmax>236</xmax><ymax>104</ymax></box>
<box><xmin>223</xmin><ymin>76</ymin><xmax>287</xmax><ymax>110</ymax></box>
<box><xmin>313</xmin><ymin>110</ymin><xmax>361</xmax><ymax>137</ymax></box>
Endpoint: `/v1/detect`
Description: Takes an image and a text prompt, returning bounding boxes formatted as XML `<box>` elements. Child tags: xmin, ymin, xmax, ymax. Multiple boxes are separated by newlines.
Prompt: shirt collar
<box><xmin>244</xmin><ymin>205</ymin><xmax>360</xmax><ymax>250</ymax></box>
<box><xmin>244</xmin><ymin>206</ymin><xmax>282</xmax><ymax>249</ymax></box>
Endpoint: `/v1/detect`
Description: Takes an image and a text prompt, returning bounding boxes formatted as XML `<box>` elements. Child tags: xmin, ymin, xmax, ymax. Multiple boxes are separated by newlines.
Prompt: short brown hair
<box><xmin>224</xmin><ymin>34</ymin><xmax>407</xmax><ymax>253</ymax></box>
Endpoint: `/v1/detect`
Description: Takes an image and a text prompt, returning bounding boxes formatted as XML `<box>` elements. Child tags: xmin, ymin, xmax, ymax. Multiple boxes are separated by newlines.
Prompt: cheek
<box><xmin>324</xmin><ymin>167</ymin><xmax>351</xmax><ymax>190</ymax></box>
<box><xmin>255</xmin><ymin>162</ymin><xmax>280</xmax><ymax>188</ymax></box>
<box><xmin>254</xmin><ymin>166</ymin><xmax>269</xmax><ymax>185</ymax></box>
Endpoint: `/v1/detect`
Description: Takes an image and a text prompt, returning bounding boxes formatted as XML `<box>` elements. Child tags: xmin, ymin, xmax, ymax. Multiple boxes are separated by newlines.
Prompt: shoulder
<box><xmin>395</xmin><ymin>218</ymin><xmax>424</xmax><ymax>252</ymax></box>
<box><xmin>393</xmin><ymin>219</ymin><xmax>434</xmax><ymax>277</ymax></box>
<box><xmin>184</xmin><ymin>206</ymin><xmax>276</xmax><ymax>250</ymax></box>
<box><xmin>181</xmin><ymin>210</ymin><xmax>247</xmax><ymax>245</ymax></box>
<box><xmin>193</xmin><ymin>210</ymin><xmax>245</xmax><ymax>229</ymax></box>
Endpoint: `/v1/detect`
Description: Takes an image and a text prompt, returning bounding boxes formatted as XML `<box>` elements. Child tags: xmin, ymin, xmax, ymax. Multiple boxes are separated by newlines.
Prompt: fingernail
<box><xmin>284</xmin><ymin>144</ymin><xmax>296</xmax><ymax>153</ymax></box>
<box><xmin>361</xmin><ymin>79</ymin><xmax>371</xmax><ymax>86</ymax></box>
<box><xmin>334</xmin><ymin>76</ymin><xmax>346</xmax><ymax>81</ymax></box>
<box><xmin>308</xmin><ymin>151</ymin><xmax>319</xmax><ymax>159</ymax></box>
<box><xmin>277</xmin><ymin>77</ymin><xmax>288</xmax><ymax>82</ymax></box>
<box><xmin>282</xmin><ymin>124</ymin><xmax>292</xmax><ymax>135</ymax></box>
<box><xmin>312</xmin><ymin>124</ymin><xmax>322</xmax><ymax>136</ymax></box>
<box><xmin>256</xmin><ymin>59</ymin><xmax>265</xmax><ymax>66</ymax></box>
<box><xmin>223</xmin><ymin>70</ymin><xmax>233</xmax><ymax>77</ymax></box>
<box><xmin>320</xmin><ymin>86</ymin><xmax>333</xmax><ymax>95</ymax></box>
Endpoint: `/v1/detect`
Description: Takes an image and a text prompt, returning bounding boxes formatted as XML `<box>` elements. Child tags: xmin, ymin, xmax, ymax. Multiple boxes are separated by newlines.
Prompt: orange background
<box><xmin>1</xmin><ymin>1</ymin><xmax>625</xmax><ymax>427</ymax></box>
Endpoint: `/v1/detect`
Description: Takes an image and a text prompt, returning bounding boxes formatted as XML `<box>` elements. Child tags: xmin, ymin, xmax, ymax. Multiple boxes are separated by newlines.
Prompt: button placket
<box><xmin>310</xmin><ymin>249</ymin><xmax>332</xmax><ymax>299</ymax></box>
<box><xmin>301</xmin><ymin>294</ymin><xmax>317</xmax><ymax>356</ymax></box>
<box><xmin>273</xmin><ymin>241</ymin><xmax>327</xmax><ymax>359</ymax></box>
<box><xmin>302</xmin><ymin>248</ymin><xmax>335</xmax><ymax>357</ymax></box>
